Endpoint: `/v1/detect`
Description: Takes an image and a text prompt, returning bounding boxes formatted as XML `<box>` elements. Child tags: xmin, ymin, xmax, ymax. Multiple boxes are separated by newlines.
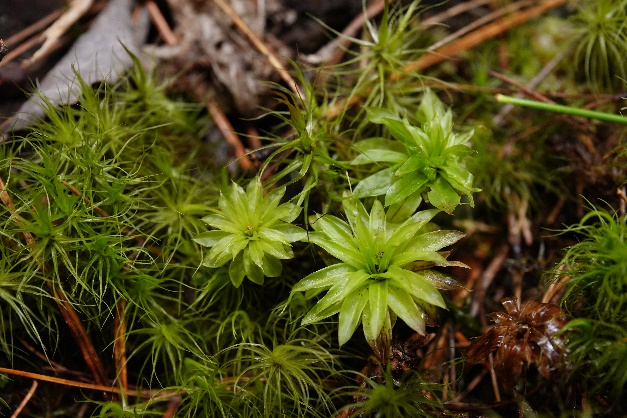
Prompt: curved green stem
<box><xmin>496</xmin><ymin>94</ymin><xmax>627</xmax><ymax>125</ymax></box>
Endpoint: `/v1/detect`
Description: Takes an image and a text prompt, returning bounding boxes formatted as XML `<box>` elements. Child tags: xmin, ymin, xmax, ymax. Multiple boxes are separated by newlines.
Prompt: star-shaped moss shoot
<box><xmin>352</xmin><ymin>89</ymin><xmax>477</xmax><ymax>214</ymax></box>
<box><xmin>293</xmin><ymin>196</ymin><xmax>464</xmax><ymax>347</ymax></box>
<box><xmin>194</xmin><ymin>179</ymin><xmax>306</xmax><ymax>287</ymax></box>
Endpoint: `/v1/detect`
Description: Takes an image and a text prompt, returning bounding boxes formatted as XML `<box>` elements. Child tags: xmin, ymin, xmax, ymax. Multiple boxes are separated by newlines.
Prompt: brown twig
<box><xmin>506</xmin><ymin>192</ymin><xmax>532</xmax><ymax>254</ymax></box>
<box><xmin>303</xmin><ymin>0</ymin><xmax>387</xmax><ymax>66</ymax></box>
<box><xmin>52</xmin><ymin>287</ymin><xmax>110</xmax><ymax>390</ymax></box>
<box><xmin>618</xmin><ymin>187</ymin><xmax>627</xmax><ymax>216</ymax></box>
<box><xmin>146</xmin><ymin>0</ymin><xmax>178</xmax><ymax>46</ymax></box>
<box><xmin>10</xmin><ymin>380</ymin><xmax>38</xmax><ymax>418</ymax></box>
<box><xmin>394</xmin><ymin>0</ymin><xmax>566</xmax><ymax>77</ymax></box>
<box><xmin>162</xmin><ymin>395</ymin><xmax>182</xmax><ymax>418</ymax></box>
<box><xmin>542</xmin><ymin>264</ymin><xmax>570</xmax><ymax>304</ymax></box>
<box><xmin>0</xmin><ymin>9</ymin><xmax>64</xmax><ymax>67</ymax></box>
<box><xmin>212</xmin><ymin>0</ymin><xmax>300</xmax><ymax>97</ymax></box>
<box><xmin>422</xmin><ymin>326</ymin><xmax>449</xmax><ymax>372</ymax></box>
<box><xmin>0</xmin><ymin>177</ymin><xmax>36</xmax><ymax>247</ymax></box>
<box><xmin>24</xmin><ymin>0</ymin><xmax>94</xmax><ymax>66</ymax></box>
<box><xmin>0</xmin><ymin>1</ymin><xmax>104</xmax><ymax>69</ymax></box>
<box><xmin>18</xmin><ymin>338</ymin><xmax>78</xmax><ymax>376</ymax></box>
<box><xmin>489</xmin><ymin>70</ymin><xmax>558</xmax><ymax>106</ymax></box>
<box><xmin>449</xmin><ymin>368</ymin><xmax>489</xmax><ymax>403</ymax></box>
<box><xmin>422</xmin><ymin>0</ymin><xmax>493</xmax><ymax>27</ymax></box>
<box><xmin>582</xmin><ymin>96</ymin><xmax>625</xmax><ymax>110</ymax></box>
<box><xmin>488</xmin><ymin>353</ymin><xmax>502</xmax><ymax>403</ymax></box>
<box><xmin>246</xmin><ymin>125</ymin><xmax>263</xmax><ymax>150</ymax></box>
<box><xmin>470</xmin><ymin>244</ymin><xmax>510</xmax><ymax>319</ymax></box>
<box><xmin>545</xmin><ymin>196</ymin><xmax>566</xmax><ymax>226</ymax></box>
<box><xmin>324</xmin><ymin>1</ymin><xmax>566</xmax><ymax>121</ymax></box>
<box><xmin>114</xmin><ymin>299</ymin><xmax>129</xmax><ymax>397</ymax></box>
<box><xmin>426</xmin><ymin>0</ymin><xmax>534</xmax><ymax>52</ymax></box>
<box><xmin>60</xmin><ymin>180</ymin><xmax>161</xmax><ymax>400</ymax></box>
<box><xmin>490</xmin><ymin>70</ymin><xmax>596</xmax><ymax>152</ymax></box>
<box><xmin>0</xmin><ymin>35</ymin><xmax>43</xmax><ymax>68</ymax></box>
<box><xmin>207</xmin><ymin>98</ymin><xmax>254</xmax><ymax>171</ymax></box>
<box><xmin>4</xmin><ymin>9</ymin><xmax>64</xmax><ymax>46</ymax></box>
<box><xmin>493</xmin><ymin>49</ymin><xmax>568</xmax><ymax>125</ymax></box>
<box><xmin>59</xmin><ymin>179</ymin><xmax>164</xmax><ymax>397</ymax></box>
<box><xmin>453</xmin><ymin>258</ymin><xmax>482</xmax><ymax>306</ymax></box>
<box><xmin>0</xmin><ymin>367</ymin><xmax>181</xmax><ymax>399</ymax></box>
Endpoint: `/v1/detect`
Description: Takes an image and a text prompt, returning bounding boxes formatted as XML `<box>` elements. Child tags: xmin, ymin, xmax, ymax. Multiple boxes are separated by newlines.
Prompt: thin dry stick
<box><xmin>212</xmin><ymin>0</ymin><xmax>300</xmax><ymax>96</ymax></box>
<box><xmin>455</xmin><ymin>330</ymin><xmax>471</xmax><ymax>347</ymax></box>
<box><xmin>52</xmin><ymin>287</ymin><xmax>110</xmax><ymax>389</ymax></box>
<box><xmin>506</xmin><ymin>192</ymin><xmax>532</xmax><ymax>252</ymax></box>
<box><xmin>493</xmin><ymin>49</ymin><xmax>568</xmax><ymax>124</ymax></box>
<box><xmin>311</xmin><ymin>0</ymin><xmax>491</xmax><ymax>115</ymax></box>
<box><xmin>490</xmin><ymin>70</ymin><xmax>595</xmax><ymax>151</ymax></box>
<box><xmin>542</xmin><ymin>275</ymin><xmax>570</xmax><ymax>305</ymax></box>
<box><xmin>146</xmin><ymin>0</ymin><xmax>178</xmax><ymax>46</ymax></box>
<box><xmin>427</xmin><ymin>0</ymin><xmax>534</xmax><ymax>52</ymax></box>
<box><xmin>449</xmin><ymin>368</ymin><xmax>489</xmax><ymax>403</ymax></box>
<box><xmin>581</xmin><ymin>96</ymin><xmax>625</xmax><ymax>110</ymax></box>
<box><xmin>542</xmin><ymin>264</ymin><xmax>570</xmax><ymax>304</ymax></box>
<box><xmin>303</xmin><ymin>0</ymin><xmax>386</xmax><ymax>66</ymax></box>
<box><xmin>545</xmin><ymin>196</ymin><xmax>566</xmax><ymax>226</ymax></box>
<box><xmin>25</xmin><ymin>0</ymin><xmax>94</xmax><ymax>66</ymax></box>
<box><xmin>421</xmin><ymin>326</ymin><xmax>449</xmax><ymax>371</ymax></box>
<box><xmin>422</xmin><ymin>0</ymin><xmax>493</xmax><ymax>26</ymax></box>
<box><xmin>490</xmin><ymin>70</ymin><xmax>558</xmax><ymax>105</ymax></box>
<box><xmin>4</xmin><ymin>9</ymin><xmax>64</xmax><ymax>46</ymax></box>
<box><xmin>162</xmin><ymin>395</ymin><xmax>183</xmax><ymax>418</ymax></box>
<box><xmin>10</xmin><ymin>380</ymin><xmax>38</xmax><ymax>418</ymax></box>
<box><xmin>246</xmin><ymin>126</ymin><xmax>263</xmax><ymax>150</ymax></box>
<box><xmin>321</xmin><ymin>0</ymin><xmax>566</xmax><ymax>121</ymax></box>
<box><xmin>0</xmin><ymin>367</ymin><xmax>180</xmax><ymax>399</ymax></box>
<box><xmin>0</xmin><ymin>35</ymin><xmax>43</xmax><ymax>68</ymax></box>
<box><xmin>19</xmin><ymin>338</ymin><xmax>83</xmax><ymax>377</ymax></box>
<box><xmin>395</xmin><ymin>0</ymin><xmax>566</xmax><ymax>76</ymax></box>
<box><xmin>324</xmin><ymin>94</ymin><xmax>363</xmax><ymax>121</ymax></box>
<box><xmin>618</xmin><ymin>187</ymin><xmax>627</xmax><ymax>216</ymax></box>
<box><xmin>0</xmin><ymin>177</ymin><xmax>36</xmax><ymax>248</ymax></box>
<box><xmin>453</xmin><ymin>260</ymin><xmax>482</xmax><ymax>306</ymax></box>
<box><xmin>470</xmin><ymin>244</ymin><xmax>510</xmax><ymax>318</ymax></box>
<box><xmin>207</xmin><ymin>98</ymin><xmax>254</xmax><ymax>171</ymax></box>
<box><xmin>114</xmin><ymin>300</ymin><xmax>129</xmax><ymax>396</ymax></box>
<box><xmin>448</xmin><ymin>321</ymin><xmax>456</xmax><ymax>396</ymax></box>
<box><xmin>259</xmin><ymin>147</ymin><xmax>294</xmax><ymax>182</ymax></box>
<box><xmin>488</xmin><ymin>353</ymin><xmax>502</xmax><ymax>403</ymax></box>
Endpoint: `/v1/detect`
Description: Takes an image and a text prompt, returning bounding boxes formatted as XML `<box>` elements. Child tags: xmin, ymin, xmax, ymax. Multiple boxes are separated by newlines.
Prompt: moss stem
<box><xmin>496</xmin><ymin>94</ymin><xmax>627</xmax><ymax>125</ymax></box>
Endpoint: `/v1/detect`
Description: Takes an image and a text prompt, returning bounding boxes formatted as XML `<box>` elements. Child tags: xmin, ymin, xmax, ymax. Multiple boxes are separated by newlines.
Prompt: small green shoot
<box><xmin>294</xmin><ymin>195</ymin><xmax>464</xmax><ymax>351</ymax></box>
<box><xmin>336</xmin><ymin>365</ymin><xmax>443</xmax><ymax>418</ymax></box>
<box><xmin>556</xmin><ymin>207</ymin><xmax>627</xmax><ymax>322</ymax></box>
<box><xmin>570</xmin><ymin>0</ymin><xmax>627</xmax><ymax>90</ymax></box>
<box><xmin>194</xmin><ymin>179</ymin><xmax>306</xmax><ymax>287</ymax></box>
<box><xmin>352</xmin><ymin>90</ymin><xmax>477</xmax><ymax>212</ymax></box>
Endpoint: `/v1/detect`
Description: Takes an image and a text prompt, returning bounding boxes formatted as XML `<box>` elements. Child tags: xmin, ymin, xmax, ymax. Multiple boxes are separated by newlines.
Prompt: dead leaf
<box><xmin>465</xmin><ymin>297</ymin><xmax>569</xmax><ymax>390</ymax></box>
